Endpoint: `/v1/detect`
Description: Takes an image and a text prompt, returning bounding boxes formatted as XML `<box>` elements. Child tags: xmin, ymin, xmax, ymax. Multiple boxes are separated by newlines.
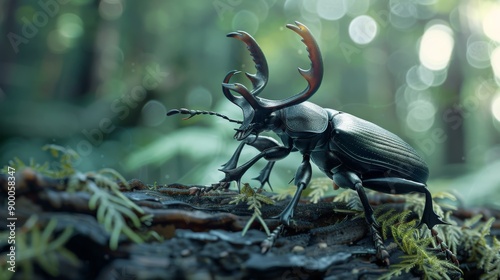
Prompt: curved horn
<box><xmin>221</xmin><ymin>70</ymin><xmax>241</xmax><ymax>104</ymax></box>
<box><xmin>264</xmin><ymin>21</ymin><xmax>323</xmax><ymax>111</ymax></box>
<box><xmin>222</xmin><ymin>82</ymin><xmax>263</xmax><ymax>110</ymax></box>
<box><xmin>227</xmin><ymin>31</ymin><xmax>269</xmax><ymax>96</ymax></box>
<box><xmin>222</xmin><ymin>22</ymin><xmax>323</xmax><ymax>113</ymax></box>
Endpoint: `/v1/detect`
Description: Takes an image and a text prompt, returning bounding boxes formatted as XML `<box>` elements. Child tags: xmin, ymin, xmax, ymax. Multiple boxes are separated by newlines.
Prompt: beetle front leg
<box><xmin>252</xmin><ymin>161</ymin><xmax>275</xmax><ymax>191</ymax></box>
<box><xmin>218</xmin><ymin>135</ymin><xmax>283</xmax><ymax>191</ymax></box>
<box><xmin>332</xmin><ymin>170</ymin><xmax>390</xmax><ymax>266</ymax></box>
<box><xmin>220</xmin><ymin>145</ymin><xmax>292</xmax><ymax>190</ymax></box>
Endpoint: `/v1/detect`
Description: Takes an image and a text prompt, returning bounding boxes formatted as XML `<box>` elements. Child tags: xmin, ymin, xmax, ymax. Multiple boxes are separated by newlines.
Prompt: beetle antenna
<box><xmin>167</xmin><ymin>108</ymin><xmax>243</xmax><ymax>124</ymax></box>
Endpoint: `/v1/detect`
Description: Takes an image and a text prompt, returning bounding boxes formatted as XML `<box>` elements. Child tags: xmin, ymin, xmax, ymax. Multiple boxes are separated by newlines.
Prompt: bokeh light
<box><xmin>406</xmin><ymin>65</ymin><xmax>431</xmax><ymax>90</ymax></box>
<box><xmin>57</xmin><ymin>13</ymin><xmax>84</xmax><ymax>39</ymax></box>
<box><xmin>99</xmin><ymin>0</ymin><xmax>124</xmax><ymax>21</ymax></box>
<box><xmin>492</xmin><ymin>93</ymin><xmax>500</xmax><ymax>122</ymax></box>
<box><xmin>482</xmin><ymin>5</ymin><xmax>500</xmax><ymax>43</ymax></box>
<box><xmin>316</xmin><ymin>0</ymin><xmax>346</xmax><ymax>21</ymax></box>
<box><xmin>419</xmin><ymin>23</ymin><xmax>454</xmax><ymax>71</ymax></box>
<box><xmin>390</xmin><ymin>0</ymin><xmax>417</xmax><ymax>18</ymax></box>
<box><xmin>348</xmin><ymin>15</ymin><xmax>377</xmax><ymax>45</ymax></box>
<box><xmin>143</xmin><ymin>10</ymin><xmax>169</xmax><ymax>35</ymax></box>
<box><xmin>186</xmin><ymin>86</ymin><xmax>213</xmax><ymax>110</ymax></box>
<box><xmin>466</xmin><ymin>39</ymin><xmax>492</xmax><ymax>69</ymax></box>
<box><xmin>47</xmin><ymin>30</ymin><xmax>73</xmax><ymax>53</ymax></box>
<box><xmin>345</xmin><ymin>0</ymin><xmax>369</xmax><ymax>16</ymax></box>
<box><xmin>491</xmin><ymin>47</ymin><xmax>500</xmax><ymax>81</ymax></box>
<box><xmin>232</xmin><ymin>10</ymin><xmax>260</xmax><ymax>35</ymax></box>
<box><xmin>406</xmin><ymin>99</ymin><xmax>436</xmax><ymax>132</ymax></box>
<box><xmin>141</xmin><ymin>100</ymin><xmax>167</xmax><ymax>127</ymax></box>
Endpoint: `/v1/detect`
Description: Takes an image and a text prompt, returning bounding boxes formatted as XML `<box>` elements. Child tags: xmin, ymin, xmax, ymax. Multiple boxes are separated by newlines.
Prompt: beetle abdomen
<box><xmin>331</xmin><ymin>112</ymin><xmax>429</xmax><ymax>183</ymax></box>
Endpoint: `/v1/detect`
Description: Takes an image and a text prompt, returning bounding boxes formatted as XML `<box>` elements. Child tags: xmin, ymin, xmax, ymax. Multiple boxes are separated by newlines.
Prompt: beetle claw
<box><xmin>431</xmin><ymin>228</ymin><xmax>460</xmax><ymax>265</ymax></box>
<box><xmin>261</xmin><ymin>224</ymin><xmax>284</xmax><ymax>254</ymax></box>
<box><xmin>369</xmin><ymin>224</ymin><xmax>391</xmax><ymax>266</ymax></box>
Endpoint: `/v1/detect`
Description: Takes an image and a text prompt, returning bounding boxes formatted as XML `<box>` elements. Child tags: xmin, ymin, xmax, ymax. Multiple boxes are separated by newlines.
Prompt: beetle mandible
<box><xmin>167</xmin><ymin>21</ymin><xmax>456</xmax><ymax>265</ymax></box>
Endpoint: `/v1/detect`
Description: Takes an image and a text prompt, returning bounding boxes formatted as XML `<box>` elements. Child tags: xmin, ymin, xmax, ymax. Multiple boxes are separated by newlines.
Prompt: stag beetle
<box><xmin>167</xmin><ymin>22</ymin><xmax>457</xmax><ymax>265</ymax></box>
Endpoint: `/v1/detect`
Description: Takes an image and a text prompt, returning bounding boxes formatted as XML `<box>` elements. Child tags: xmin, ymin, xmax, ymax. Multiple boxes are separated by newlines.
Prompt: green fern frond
<box><xmin>9</xmin><ymin>217</ymin><xmax>78</xmax><ymax>278</ymax></box>
<box><xmin>306</xmin><ymin>177</ymin><xmax>332</xmax><ymax>203</ymax></box>
<box><xmin>334</xmin><ymin>189</ymin><xmax>363</xmax><ymax>211</ymax></box>
<box><xmin>98</xmin><ymin>168</ymin><xmax>131</xmax><ymax>190</ymax></box>
<box><xmin>460</xmin><ymin>216</ymin><xmax>499</xmax><ymax>279</ymax></box>
<box><xmin>379</xmin><ymin>210</ymin><xmax>462</xmax><ymax>279</ymax></box>
<box><xmin>439</xmin><ymin>223</ymin><xmax>461</xmax><ymax>254</ymax></box>
<box><xmin>463</xmin><ymin>214</ymin><xmax>483</xmax><ymax>228</ymax></box>
<box><xmin>86</xmin><ymin>181</ymin><xmax>144</xmax><ymax>249</ymax></box>
<box><xmin>230</xmin><ymin>183</ymin><xmax>274</xmax><ymax>236</ymax></box>
<box><xmin>36</xmin><ymin>147</ymin><xmax>151</xmax><ymax>250</ymax></box>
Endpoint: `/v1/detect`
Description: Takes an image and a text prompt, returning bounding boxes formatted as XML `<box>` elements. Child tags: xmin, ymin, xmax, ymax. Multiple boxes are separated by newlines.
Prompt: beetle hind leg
<box><xmin>362</xmin><ymin>177</ymin><xmax>458</xmax><ymax>265</ymax></box>
<box><xmin>332</xmin><ymin>171</ymin><xmax>390</xmax><ymax>265</ymax></box>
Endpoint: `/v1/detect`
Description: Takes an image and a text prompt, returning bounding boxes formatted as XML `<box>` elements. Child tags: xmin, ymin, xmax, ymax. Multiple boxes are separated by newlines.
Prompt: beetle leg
<box><xmin>261</xmin><ymin>154</ymin><xmax>311</xmax><ymax>254</ymax></box>
<box><xmin>261</xmin><ymin>224</ymin><xmax>284</xmax><ymax>253</ymax></box>
<box><xmin>361</xmin><ymin>178</ymin><xmax>447</xmax><ymax>229</ymax></box>
<box><xmin>252</xmin><ymin>161</ymin><xmax>275</xmax><ymax>191</ymax></box>
<box><xmin>332</xmin><ymin>170</ymin><xmax>390</xmax><ymax>266</ymax></box>
<box><xmin>273</xmin><ymin>155</ymin><xmax>312</xmax><ymax>225</ymax></box>
<box><xmin>362</xmin><ymin>177</ymin><xmax>458</xmax><ymax>264</ymax></box>
<box><xmin>219</xmin><ymin>135</ymin><xmax>282</xmax><ymax>191</ymax></box>
<box><xmin>219</xmin><ymin>145</ymin><xmax>292</xmax><ymax>191</ymax></box>
<box><xmin>216</xmin><ymin>141</ymin><xmax>247</xmax><ymax>192</ymax></box>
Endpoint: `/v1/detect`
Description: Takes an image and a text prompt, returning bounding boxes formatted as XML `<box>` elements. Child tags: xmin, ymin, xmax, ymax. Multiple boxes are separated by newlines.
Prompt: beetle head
<box><xmin>166</xmin><ymin>22</ymin><xmax>323</xmax><ymax>142</ymax></box>
<box><xmin>222</xmin><ymin>21</ymin><xmax>323</xmax><ymax>141</ymax></box>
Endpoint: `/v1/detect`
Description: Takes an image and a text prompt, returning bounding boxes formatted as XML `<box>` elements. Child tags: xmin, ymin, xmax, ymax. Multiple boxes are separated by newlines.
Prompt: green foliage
<box><xmin>378</xmin><ymin>210</ymin><xmax>462</xmax><ymax>280</ymax></box>
<box><xmin>230</xmin><ymin>183</ymin><xmax>274</xmax><ymax>236</ymax></box>
<box><xmin>2</xmin><ymin>157</ymin><xmax>52</xmax><ymax>177</ymax></box>
<box><xmin>272</xmin><ymin>185</ymin><xmax>296</xmax><ymax>201</ymax></box>
<box><xmin>5</xmin><ymin>145</ymin><xmax>161</xmax><ymax>250</ymax></box>
<box><xmin>66</xmin><ymin>162</ymin><xmax>159</xmax><ymax>249</ymax></box>
<box><xmin>460</xmin><ymin>215</ymin><xmax>500</xmax><ymax>280</ymax></box>
<box><xmin>376</xmin><ymin>195</ymin><xmax>498</xmax><ymax>279</ymax></box>
<box><xmin>306</xmin><ymin>177</ymin><xmax>332</xmax><ymax>204</ymax></box>
<box><xmin>332</xmin><ymin>189</ymin><xmax>365</xmax><ymax>219</ymax></box>
<box><xmin>2</xmin><ymin>145</ymin><xmax>79</xmax><ymax>178</ymax></box>
<box><xmin>86</xmin><ymin>180</ymin><xmax>145</xmax><ymax>249</ymax></box>
<box><xmin>403</xmin><ymin>191</ymin><xmax>461</xmax><ymax>253</ymax></box>
<box><xmin>0</xmin><ymin>216</ymin><xmax>78</xmax><ymax>279</ymax></box>
<box><xmin>405</xmin><ymin>192</ymin><xmax>457</xmax><ymax>223</ymax></box>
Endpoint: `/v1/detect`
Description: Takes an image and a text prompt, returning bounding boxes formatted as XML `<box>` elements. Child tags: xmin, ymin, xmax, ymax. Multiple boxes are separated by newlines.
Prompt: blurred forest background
<box><xmin>1</xmin><ymin>0</ymin><xmax>499</xmax><ymax>206</ymax></box>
